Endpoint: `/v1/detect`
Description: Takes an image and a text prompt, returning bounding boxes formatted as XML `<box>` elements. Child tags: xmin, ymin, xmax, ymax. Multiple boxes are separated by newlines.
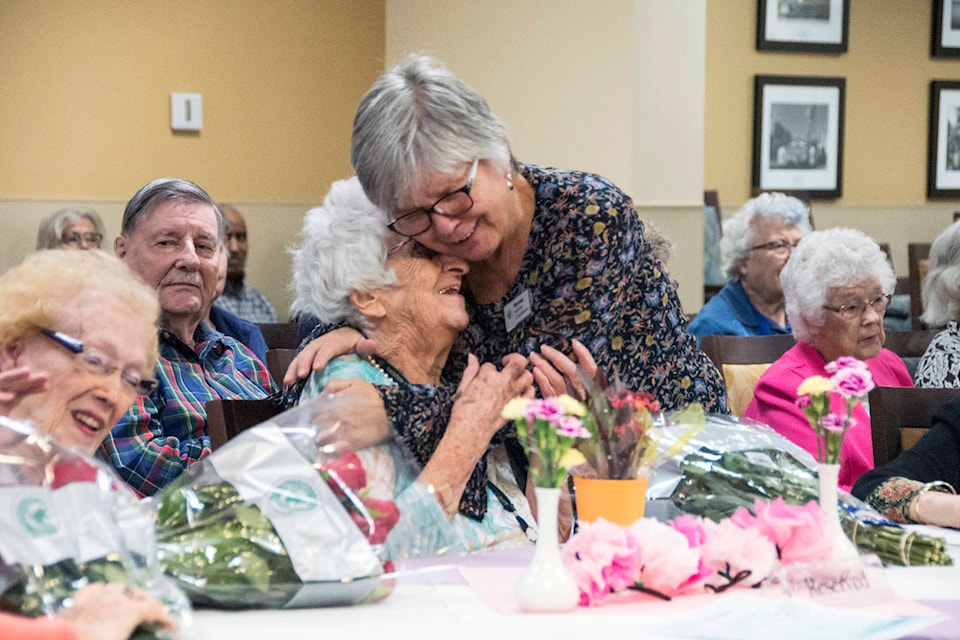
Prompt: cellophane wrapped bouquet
<box><xmin>0</xmin><ymin>416</ymin><xmax>191</xmax><ymax>640</ymax></box>
<box><xmin>151</xmin><ymin>392</ymin><xmax>428</xmax><ymax>609</ymax></box>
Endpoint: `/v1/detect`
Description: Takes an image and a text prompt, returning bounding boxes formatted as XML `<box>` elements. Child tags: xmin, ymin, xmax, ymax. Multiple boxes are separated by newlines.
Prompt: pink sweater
<box><xmin>743</xmin><ymin>342</ymin><xmax>913</xmax><ymax>490</ymax></box>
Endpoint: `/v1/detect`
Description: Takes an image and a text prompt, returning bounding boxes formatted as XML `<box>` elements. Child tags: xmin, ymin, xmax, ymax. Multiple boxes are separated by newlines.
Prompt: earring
<box><xmin>506</xmin><ymin>171</ymin><xmax>514</xmax><ymax>190</ymax></box>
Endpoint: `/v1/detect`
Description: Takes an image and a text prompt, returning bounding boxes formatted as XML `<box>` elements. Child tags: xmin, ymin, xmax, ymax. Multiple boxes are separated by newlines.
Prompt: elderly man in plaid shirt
<box><xmin>98</xmin><ymin>178</ymin><xmax>276</xmax><ymax>496</ymax></box>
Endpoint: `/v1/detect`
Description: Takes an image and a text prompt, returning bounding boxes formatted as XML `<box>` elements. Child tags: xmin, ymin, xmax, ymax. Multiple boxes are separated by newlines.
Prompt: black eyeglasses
<box><xmin>750</xmin><ymin>239</ymin><xmax>801</xmax><ymax>255</ymax></box>
<box><xmin>387</xmin><ymin>159</ymin><xmax>479</xmax><ymax>238</ymax></box>
<box><xmin>60</xmin><ymin>232</ymin><xmax>103</xmax><ymax>247</ymax></box>
<box><xmin>822</xmin><ymin>293</ymin><xmax>892</xmax><ymax>321</ymax></box>
<box><xmin>40</xmin><ymin>329</ymin><xmax>157</xmax><ymax>396</ymax></box>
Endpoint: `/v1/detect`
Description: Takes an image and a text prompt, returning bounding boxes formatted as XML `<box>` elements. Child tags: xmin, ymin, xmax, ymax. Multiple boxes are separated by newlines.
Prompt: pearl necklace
<box><xmin>365</xmin><ymin>355</ymin><xmax>396</xmax><ymax>385</ymax></box>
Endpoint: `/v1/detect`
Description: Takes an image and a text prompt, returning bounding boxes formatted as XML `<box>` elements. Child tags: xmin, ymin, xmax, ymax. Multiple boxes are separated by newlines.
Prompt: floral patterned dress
<box><xmin>915</xmin><ymin>322</ymin><xmax>960</xmax><ymax>388</ymax></box>
<box><xmin>458</xmin><ymin>163</ymin><xmax>727</xmax><ymax>413</ymax></box>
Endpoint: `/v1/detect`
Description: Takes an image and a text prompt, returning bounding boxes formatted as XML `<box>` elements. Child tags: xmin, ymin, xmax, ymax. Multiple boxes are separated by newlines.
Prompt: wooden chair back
<box><xmin>256</xmin><ymin>322</ymin><xmax>300</xmax><ymax>350</ymax></box>
<box><xmin>883</xmin><ymin>328</ymin><xmax>939</xmax><ymax>379</ymax></box>
<box><xmin>266</xmin><ymin>348</ymin><xmax>297</xmax><ymax>386</ymax></box>
<box><xmin>908</xmin><ymin>242</ymin><xmax>931</xmax><ymax>330</ymax></box>
<box><xmin>868</xmin><ymin>386</ymin><xmax>960</xmax><ymax>467</ymax></box>
<box><xmin>206</xmin><ymin>397</ymin><xmax>284</xmax><ymax>450</ymax></box>
<box><xmin>700</xmin><ymin>334</ymin><xmax>797</xmax><ymax>416</ymax></box>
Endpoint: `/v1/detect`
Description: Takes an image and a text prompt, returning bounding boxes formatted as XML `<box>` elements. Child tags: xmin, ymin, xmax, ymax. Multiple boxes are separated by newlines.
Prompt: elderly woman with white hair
<box><xmin>35</xmin><ymin>207</ymin><xmax>106</xmax><ymax>250</ymax></box>
<box><xmin>915</xmin><ymin>220</ymin><xmax>960</xmax><ymax>388</ymax></box>
<box><xmin>744</xmin><ymin>228</ymin><xmax>913</xmax><ymax>490</ymax></box>
<box><xmin>690</xmin><ymin>192</ymin><xmax>811</xmax><ymax>340</ymax></box>
<box><xmin>289</xmin><ymin>177</ymin><xmax>580</xmax><ymax>555</ymax></box>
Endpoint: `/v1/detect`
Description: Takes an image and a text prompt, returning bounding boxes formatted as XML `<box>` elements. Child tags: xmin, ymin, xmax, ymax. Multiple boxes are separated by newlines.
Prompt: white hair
<box><xmin>289</xmin><ymin>178</ymin><xmax>397</xmax><ymax>329</ymax></box>
<box><xmin>922</xmin><ymin>220</ymin><xmax>960</xmax><ymax>327</ymax></box>
<box><xmin>780</xmin><ymin>227</ymin><xmax>896</xmax><ymax>343</ymax></box>
<box><xmin>720</xmin><ymin>192</ymin><xmax>812</xmax><ymax>280</ymax></box>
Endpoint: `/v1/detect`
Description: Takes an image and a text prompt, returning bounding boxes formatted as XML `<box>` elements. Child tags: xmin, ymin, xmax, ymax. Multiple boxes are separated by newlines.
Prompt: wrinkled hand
<box><xmin>0</xmin><ymin>367</ymin><xmax>48</xmax><ymax>412</ymax></box>
<box><xmin>309</xmin><ymin>378</ymin><xmax>390</xmax><ymax>451</ymax></box>
<box><xmin>450</xmin><ymin>353</ymin><xmax>533</xmax><ymax>442</ymax></box>
<box><xmin>529</xmin><ymin>339</ymin><xmax>597</xmax><ymax>400</ymax></box>
<box><xmin>61</xmin><ymin>582</ymin><xmax>175</xmax><ymax>640</ymax></box>
<box><xmin>283</xmin><ymin>328</ymin><xmax>377</xmax><ymax>386</ymax></box>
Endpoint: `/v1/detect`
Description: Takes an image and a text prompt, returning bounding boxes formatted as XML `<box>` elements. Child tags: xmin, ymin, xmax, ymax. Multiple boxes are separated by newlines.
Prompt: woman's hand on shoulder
<box><xmin>529</xmin><ymin>339</ymin><xmax>597</xmax><ymax>400</ymax></box>
<box><xmin>282</xmin><ymin>328</ymin><xmax>377</xmax><ymax>385</ymax></box>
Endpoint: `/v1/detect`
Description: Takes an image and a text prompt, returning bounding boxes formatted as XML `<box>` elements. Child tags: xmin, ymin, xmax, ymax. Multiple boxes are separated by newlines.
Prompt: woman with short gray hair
<box><xmin>690</xmin><ymin>192</ymin><xmax>811</xmax><ymax>339</ymax></box>
<box><xmin>915</xmin><ymin>220</ymin><xmax>960</xmax><ymax>387</ymax></box>
<box><xmin>290</xmin><ymin>53</ymin><xmax>726</xmax><ymax>414</ymax></box>
<box><xmin>36</xmin><ymin>207</ymin><xmax>106</xmax><ymax>250</ymax></box>
<box><xmin>744</xmin><ymin>228</ymin><xmax>913</xmax><ymax>490</ymax></box>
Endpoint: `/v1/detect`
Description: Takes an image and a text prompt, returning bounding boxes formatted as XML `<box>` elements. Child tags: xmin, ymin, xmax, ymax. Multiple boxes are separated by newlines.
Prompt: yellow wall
<box><xmin>0</xmin><ymin>0</ymin><xmax>385</xmax><ymax>316</ymax></box>
<box><xmin>705</xmin><ymin>1</ymin><xmax>960</xmax><ymax>278</ymax></box>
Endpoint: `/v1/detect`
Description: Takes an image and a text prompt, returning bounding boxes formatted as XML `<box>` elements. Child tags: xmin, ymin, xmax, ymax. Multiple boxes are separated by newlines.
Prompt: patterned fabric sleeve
<box><xmin>914</xmin><ymin>324</ymin><xmax>960</xmax><ymax>388</ymax></box>
<box><xmin>864</xmin><ymin>477</ymin><xmax>926</xmax><ymax>523</ymax></box>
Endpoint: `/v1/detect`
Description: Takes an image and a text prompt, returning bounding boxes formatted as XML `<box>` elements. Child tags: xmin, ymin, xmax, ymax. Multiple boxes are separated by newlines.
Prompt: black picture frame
<box><xmin>932</xmin><ymin>0</ymin><xmax>960</xmax><ymax>57</ymax></box>
<box><xmin>927</xmin><ymin>81</ymin><xmax>960</xmax><ymax>198</ymax></box>
<box><xmin>752</xmin><ymin>75</ymin><xmax>845</xmax><ymax>199</ymax></box>
<box><xmin>756</xmin><ymin>0</ymin><xmax>849</xmax><ymax>53</ymax></box>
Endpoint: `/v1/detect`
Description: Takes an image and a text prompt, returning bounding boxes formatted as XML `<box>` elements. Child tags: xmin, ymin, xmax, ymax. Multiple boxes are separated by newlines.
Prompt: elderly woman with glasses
<box><xmin>690</xmin><ymin>192</ymin><xmax>811</xmax><ymax>340</ymax></box>
<box><xmin>744</xmin><ymin>228</ymin><xmax>913</xmax><ymax>490</ymax></box>
<box><xmin>35</xmin><ymin>207</ymin><xmax>106</xmax><ymax>251</ymax></box>
<box><xmin>289</xmin><ymin>177</ymin><xmax>574</xmax><ymax>555</ymax></box>
<box><xmin>0</xmin><ymin>249</ymin><xmax>160</xmax><ymax>456</ymax></box>
<box><xmin>285</xmin><ymin>53</ymin><xmax>726</xmax><ymax>414</ymax></box>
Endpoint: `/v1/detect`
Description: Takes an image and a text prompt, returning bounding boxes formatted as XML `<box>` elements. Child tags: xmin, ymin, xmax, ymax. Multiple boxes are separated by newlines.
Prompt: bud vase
<box><xmin>817</xmin><ymin>463</ymin><xmax>859</xmax><ymax>559</ymax></box>
<box><xmin>514</xmin><ymin>486</ymin><xmax>579</xmax><ymax>612</ymax></box>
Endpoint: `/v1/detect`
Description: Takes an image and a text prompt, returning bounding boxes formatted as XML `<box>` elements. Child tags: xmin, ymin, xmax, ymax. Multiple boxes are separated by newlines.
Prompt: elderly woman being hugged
<box><xmin>743</xmin><ymin>228</ymin><xmax>913</xmax><ymax>490</ymax></box>
<box><xmin>290</xmin><ymin>177</ymin><xmax>573</xmax><ymax>555</ymax></box>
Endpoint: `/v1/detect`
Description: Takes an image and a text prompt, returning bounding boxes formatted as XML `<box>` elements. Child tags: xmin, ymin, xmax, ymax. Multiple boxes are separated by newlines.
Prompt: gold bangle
<box><xmin>911</xmin><ymin>481</ymin><xmax>956</xmax><ymax>524</ymax></box>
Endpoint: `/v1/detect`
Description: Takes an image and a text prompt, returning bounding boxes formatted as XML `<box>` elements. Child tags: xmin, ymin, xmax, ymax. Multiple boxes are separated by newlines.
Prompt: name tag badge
<box><xmin>504</xmin><ymin>289</ymin><xmax>532</xmax><ymax>333</ymax></box>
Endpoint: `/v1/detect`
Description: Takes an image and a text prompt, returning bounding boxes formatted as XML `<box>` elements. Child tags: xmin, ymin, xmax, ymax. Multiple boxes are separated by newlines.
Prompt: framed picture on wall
<box><xmin>928</xmin><ymin>81</ymin><xmax>960</xmax><ymax>197</ymax></box>
<box><xmin>932</xmin><ymin>0</ymin><xmax>960</xmax><ymax>57</ymax></box>
<box><xmin>756</xmin><ymin>0</ymin><xmax>849</xmax><ymax>53</ymax></box>
<box><xmin>752</xmin><ymin>75</ymin><xmax>845</xmax><ymax>199</ymax></box>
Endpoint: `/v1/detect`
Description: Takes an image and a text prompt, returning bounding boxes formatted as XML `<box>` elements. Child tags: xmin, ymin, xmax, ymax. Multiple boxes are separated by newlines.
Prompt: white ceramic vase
<box><xmin>514</xmin><ymin>487</ymin><xmax>579</xmax><ymax>613</ymax></box>
<box><xmin>817</xmin><ymin>463</ymin><xmax>860</xmax><ymax>559</ymax></box>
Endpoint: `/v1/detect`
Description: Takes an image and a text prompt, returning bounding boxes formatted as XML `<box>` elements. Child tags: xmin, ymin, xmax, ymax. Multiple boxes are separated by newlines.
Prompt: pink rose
<box><xmin>562</xmin><ymin>519</ymin><xmax>642</xmax><ymax>605</ymax></box>
<box><xmin>829</xmin><ymin>367</ymin><xmax>875</xmax><ymax>399</ymax></box>
<box><xmin>750</xmin><ymin>498</ymin><xmax>832</xmax><ymax>565</ymax></box>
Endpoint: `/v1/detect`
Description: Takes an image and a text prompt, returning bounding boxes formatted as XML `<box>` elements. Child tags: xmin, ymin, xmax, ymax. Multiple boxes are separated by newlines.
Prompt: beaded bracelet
<box><xmin>910</xmin><ymin>480</ymin><xmax>956</xmax><ymax>524</ymax></box>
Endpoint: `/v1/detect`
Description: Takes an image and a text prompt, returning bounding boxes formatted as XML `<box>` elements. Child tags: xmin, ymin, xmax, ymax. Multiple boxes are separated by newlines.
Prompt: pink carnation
<box><xmin>556</xmin><ymin>415</ymin><xmax>590</xmax><ymax>439</ymax></box>
<box><xmin>819</xmin><ymin>413</ymin><xmax>848</xmax><ymax>433</ymax></box>
<box><xmin>795</xmin><ymin>395</ymin><xmax>812</xmax><ymax>409</ymax></box>
<box><xmin>825</xmin><ymin>357</ymin><xmax>868</xmax><ymax>374</ymax></box>
<box><xmin>829</xmin><ymin>367</ymin><xmax>874</xmax><ymax>399</ymax></box>
<box><xmin>671</xmin><ymin>513</ymin><xmax>710</xmax><ymax>548</ymax></box>
<box><xmin>750</xmin><ymin>498</ymin><xmax>832</xmax><ymax>565</ymax></box>
<box><xmin>562</xmin><ymin>519</ymin><xmax>642</xmax><ymax>605</ymax></box>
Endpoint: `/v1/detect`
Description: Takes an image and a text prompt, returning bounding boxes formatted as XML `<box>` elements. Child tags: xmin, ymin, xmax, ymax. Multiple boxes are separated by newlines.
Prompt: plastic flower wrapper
<box><xmin>647</xmin><ymin>413</ymin><xmax>951</xmax><ymax>567</ymax></box>
<box><xmin>0</xmin><ymin>416</ymin><xmax>192</xmax><ymax>640</ymax></box>
<box><xmin>151</xmin><ymin>391</ymin><xmax>460</xmax><ymax>609</ymax></box>
<box><xmin>573</xmin><ymin>366</ymin><xmax>707</xmax><ymax>480</ymax></box>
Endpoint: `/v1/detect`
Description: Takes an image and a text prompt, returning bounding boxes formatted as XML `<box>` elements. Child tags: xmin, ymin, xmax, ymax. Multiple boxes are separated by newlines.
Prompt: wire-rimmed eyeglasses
<box><xmin>40</xmin><ymin>329</ymin><xmax>157</xmax><ymax>396</ymax></box>
<box><xmin>822</xmin><ymin>293</ymin><xmax>892</xmax><ymax>320</ymax></box>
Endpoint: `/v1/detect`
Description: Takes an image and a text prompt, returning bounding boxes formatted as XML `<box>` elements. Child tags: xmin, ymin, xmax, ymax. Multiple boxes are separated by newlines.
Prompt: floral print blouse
<box><xmin>915</xmin><ymin>322</ymin><xmax>960</xmax><ymax>388</ymax></box>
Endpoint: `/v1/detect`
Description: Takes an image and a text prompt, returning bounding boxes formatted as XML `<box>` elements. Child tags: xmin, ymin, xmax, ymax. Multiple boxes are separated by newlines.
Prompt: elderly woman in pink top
<box><xmin>743</xmin><ymin>228</ymin><xmax>913</xmax><ymax>490</ymax></box>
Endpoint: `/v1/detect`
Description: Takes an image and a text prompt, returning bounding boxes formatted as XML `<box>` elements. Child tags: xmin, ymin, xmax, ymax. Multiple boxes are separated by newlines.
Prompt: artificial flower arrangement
<box><xmin>502</xmin><ymin>394</ymin><xmax>591</xmax><ymax>487</ymax></box>
<box><xmin>153</xmin><ymin>397</ymin><xmax>407</xmax><ymax>609</ymax></box>
<box><xmin>573</xmin><ymin>369</ymin><xmax>706</xmax><ymax>480</ymax></box>
<box><xmin>796</xmin><ymin>356</ymin><xmax>875</xmax><ymax>464</ymax></box>
<box><xmin>562</xmin><ymin>497</ymin><xmax>835</xmax><ymax>605</ymax></box>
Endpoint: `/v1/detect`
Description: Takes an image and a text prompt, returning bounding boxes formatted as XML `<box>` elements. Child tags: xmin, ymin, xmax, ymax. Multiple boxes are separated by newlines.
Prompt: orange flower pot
<box><xmin>572</xmin><ymin>476</ymin><xmax>648</xmax><ymax>526</ymax></box>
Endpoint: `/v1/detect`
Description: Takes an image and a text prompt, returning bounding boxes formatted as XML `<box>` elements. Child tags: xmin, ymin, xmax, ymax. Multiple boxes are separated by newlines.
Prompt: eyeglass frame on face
<box><xmin>822</xmin><ymin>293</ymin><xmax>893</xmax><ymax>321</ymax></box>
<box><xmin>750</xmin><ymin>239</ymin><xmax>801</xmax><ymax>255</ymax></box>
<box><xmin>60</xmin><ymin>232</ymin><xmax>103</xmax><ymax>247</ymax></box>
<box><xmin>387</xmin><ymin>158</ymin><xmax>480</xmax><ymax>238</ymax></box>
<box><xmin>40</xmin><ymin>329</ymin><xmax>158</xmax><ymax>396</ymax></box>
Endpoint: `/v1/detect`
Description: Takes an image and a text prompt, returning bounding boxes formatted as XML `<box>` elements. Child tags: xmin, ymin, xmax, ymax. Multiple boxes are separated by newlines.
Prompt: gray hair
<box><xmin>121</xmin><ymin>178</ymin><xmax>224</xmax><ymax>242</ymax></box>
<box><xmin>780</xmin><ymin>227</ymin><xmax>896</xmax><ymax>343</ymax></box>
<box><xmin>720</xmin><ymin>192</ymin><xmax>812</xmax><ymax>280</ymax></box>
<box><xmin>289</xmin><ymin>177</ymin><xmax>397</xmax><ymax>330</ymax></box>
<box><xmin>351</xmin><ymin>53</ymin><xmax>512</xmax><ymax>212</ymax></box>
<box><xmin>35</xmin><ymin>207</ymin><xmax>106</xmax><ymax>250</ymax></box>
<box><xmin>921</xmin><ymin>220</ymin><xmax>960</xmax><ymax>327</ymax></box>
